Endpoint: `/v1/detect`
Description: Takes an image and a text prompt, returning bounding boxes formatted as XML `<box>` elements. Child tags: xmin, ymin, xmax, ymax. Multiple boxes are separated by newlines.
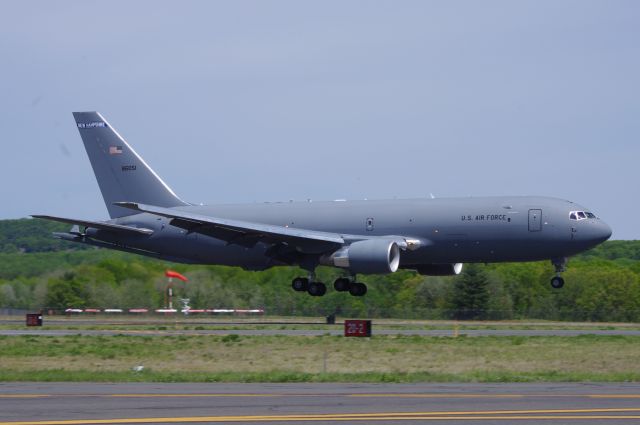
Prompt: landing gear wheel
<box><xmin>308</xmin><ymin>282</ymin><xmax>327</xmax><ymax>296</ymax></box>
<box><xmin>334</xmin><ymin>277</ymin><xmax>351</xmax><ymax>292</ymax></box>
<box><xmin>348</xmin><ymin>282</ymin><xmax>367</xmax><ymax>297</ymax></box>
<box><xmin>550</xmin><ymin>276</ymin><xmax>565</xmax><ymax>289</ymax></box>
<box><xmin>291</xmin><ymin>277</ymin><xmax>309</xmax><ymax>292</ymax></box>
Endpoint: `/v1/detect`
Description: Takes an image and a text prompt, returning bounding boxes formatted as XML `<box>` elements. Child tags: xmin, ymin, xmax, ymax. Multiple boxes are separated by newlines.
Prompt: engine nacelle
<box><xmin>325</xmin><ymin>239</ymin><xmax>401</xmax><ymax>274</ymax></box>
<box><xmin>415</xmin><ymin>263</ymin><xmax>464</xmax><ymax>276</ymax></box>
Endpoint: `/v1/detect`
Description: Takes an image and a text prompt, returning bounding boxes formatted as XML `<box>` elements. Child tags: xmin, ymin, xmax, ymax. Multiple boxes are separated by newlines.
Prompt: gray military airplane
<box><xmin>34</xmin><ymin>112</ymin><xmax>612</xmax><ymax>296</ymax></box>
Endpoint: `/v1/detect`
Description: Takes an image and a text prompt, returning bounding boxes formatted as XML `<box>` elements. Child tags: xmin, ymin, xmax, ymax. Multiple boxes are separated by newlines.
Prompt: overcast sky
<box><xmin>1</xmin><ymin>1</ymin><xmax>638</xmax><ymax>239</ymax></box>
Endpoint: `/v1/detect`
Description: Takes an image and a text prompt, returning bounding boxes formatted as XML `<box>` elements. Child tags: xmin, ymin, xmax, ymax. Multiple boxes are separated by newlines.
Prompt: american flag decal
<box><xmin>109</xmin><ymin>146</ymin><xmax>123</xmax><ymax>155</ymax></box>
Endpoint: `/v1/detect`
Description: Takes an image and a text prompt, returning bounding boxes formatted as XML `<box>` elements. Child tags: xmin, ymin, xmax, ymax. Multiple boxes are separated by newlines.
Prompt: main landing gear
<box><xmin>291</xmin><ymin>275</ymin><xmax>367</xmax><ymax>297</ymax></box>
<box><xmin>550</xmin><ymin>257</ymin><xmax>567</xmax><ymax>289</ymax></box>
<box><xmin>333</xmin><ymin>277</ymin><xmax>367</xmax><ymax>296</ymax></box>
<box><xmin>291</xmin><ymin>277</ymin><xmax>326</xmax><ymax>296</ymax></box>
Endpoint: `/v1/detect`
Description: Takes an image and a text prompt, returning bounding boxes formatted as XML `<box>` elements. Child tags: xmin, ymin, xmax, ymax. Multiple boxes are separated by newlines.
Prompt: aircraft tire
<box><xmin>349</xmin><ymin>282</ymin><xmax>367</xmax><ymax>297</ymax></box>
<box><xmin>334</xmin><ymin>277</ymin><xmax>350</xmax><ymax>292</ymax></box>
<box><xmin>308</xmin><ymin>282</ymin><xmax>327</xmax><ymax>296</ymax></box>
<box><xmin>550</xmin><ymin>276</ymin><xmax>565</xmax><ymax>289</ymax></box>
<box><xmin>292</xmin><ymin>277</ymin><xmax>309</xmax><ymax>292</ymax></box>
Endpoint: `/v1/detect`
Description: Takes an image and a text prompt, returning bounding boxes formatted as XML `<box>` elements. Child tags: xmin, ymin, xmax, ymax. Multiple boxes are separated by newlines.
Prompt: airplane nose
<box><xmin>593</xmin><ymin>220</ymin><xmax>612</xmax><ymax>244</ymax></box>
<box><xmin>601</xmin><ymin>221</ymin><xmax>612</xmax><ymax>241</ymax></box>
<box><xmin>573</xmin><ymin>218</ymin><xmax>612</xmax><ymax>249</ymax></box>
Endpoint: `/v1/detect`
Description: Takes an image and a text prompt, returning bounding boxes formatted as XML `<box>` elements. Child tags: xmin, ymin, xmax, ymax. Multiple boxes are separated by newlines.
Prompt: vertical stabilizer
<box><xmin>73</xmin><ymin>112</ymin><xmax>188</xmax><ymax>218</ymax></box>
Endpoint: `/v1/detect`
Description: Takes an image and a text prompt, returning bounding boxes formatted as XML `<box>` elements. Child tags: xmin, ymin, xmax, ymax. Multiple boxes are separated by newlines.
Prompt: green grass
<box><xmin>1</xmin><ymin>369</ymin><xmax>639</xmax><ymax>383</ymax></box>
<box><xmin>1</xmin><ymin>333</ymin><xmax>640</xmax><ymax>383</ymax></box>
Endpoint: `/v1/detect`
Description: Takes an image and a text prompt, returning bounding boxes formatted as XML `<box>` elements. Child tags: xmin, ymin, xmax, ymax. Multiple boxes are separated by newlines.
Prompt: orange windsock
<box><xmin>165</xmin><ymin>270</ymin><xmax>188</xmax><ymax>282</ymax></box>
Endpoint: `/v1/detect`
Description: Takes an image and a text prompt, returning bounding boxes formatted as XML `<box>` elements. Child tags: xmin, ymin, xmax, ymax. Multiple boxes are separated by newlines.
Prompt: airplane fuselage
<box><xmin>91</xmin><ymin>195</ymin><xmax>611</xmax><ymax>271</ymax></box>
<box><xmin>38</xmin><ymin>112</ymin><xmax>612</xmax><ymax>296</ymax></box>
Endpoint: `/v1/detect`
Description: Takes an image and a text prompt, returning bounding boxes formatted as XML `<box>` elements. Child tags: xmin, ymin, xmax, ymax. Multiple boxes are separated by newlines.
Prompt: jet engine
<box><xmin>415</xmin><ymin>263</ymin><xmax>464</xmax><ymax>276</ymax></box>
<box><xmin>325</xmin><ymin>239</ymin><xmax>401</xmax><ymax>274</ymax></box>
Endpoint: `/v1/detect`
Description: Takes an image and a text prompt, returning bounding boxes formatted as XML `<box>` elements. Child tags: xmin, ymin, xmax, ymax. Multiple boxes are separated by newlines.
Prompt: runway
<box><xmin>3</xmin><ymin>328</ymin><xmax>640</xmax><ymax>337</ymax></box>
<box><xmin>2</xmin><ymin>383</ymin><xmax>640</xmax><ymax>424</ymax></box>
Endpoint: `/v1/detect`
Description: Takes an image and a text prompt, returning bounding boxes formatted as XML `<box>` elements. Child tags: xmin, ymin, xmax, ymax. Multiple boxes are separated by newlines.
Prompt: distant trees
<box><xmin>449</xmin><ymin>264</ymin><xmax>490</xmax><ymax>320</ymax></box>
<box><xmin>45</xmin><ymin>272</ymin><xmax>87</xmax><ymax>309</ymax></box>
<box><xmin>0</xmin><ymin>219</ymin><xmax>91</xmax><ymax>253</ymax></box>
<box><xmin>557</xmin><ymin>267</ymin><xmax>640</xmax><ymax>322</ymax></box>
<box><xmin>1</xmin><ymin>218</ymin><xmax>640</xmax><ymax>321</ymax></box>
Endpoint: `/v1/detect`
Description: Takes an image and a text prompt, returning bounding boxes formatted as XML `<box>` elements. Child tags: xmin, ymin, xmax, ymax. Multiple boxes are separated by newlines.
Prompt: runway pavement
<box><xmin>2</xmin><ymin>383</ymin><xmax>640</xmax><ymax>424</ymax></box>
<box><xmin>3</xmin><ymin>328</ymin><xmax>640</xmax><ymax>337</ymax></box>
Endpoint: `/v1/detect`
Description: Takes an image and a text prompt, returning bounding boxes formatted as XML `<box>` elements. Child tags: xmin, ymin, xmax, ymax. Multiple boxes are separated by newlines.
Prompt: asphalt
<box><xmin>2</xmin><ymin>383</ymin><xmax>640</xmax><ymax>424</ymax></box>
<box><xmin>3</xmin><ymin>328</ymin><xmax>640</xmax><ymax>337</ymax></box>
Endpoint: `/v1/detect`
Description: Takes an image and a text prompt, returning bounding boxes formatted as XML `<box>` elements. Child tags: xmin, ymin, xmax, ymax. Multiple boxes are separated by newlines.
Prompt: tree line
<box><xmin>0</xmin><ymin>218</ymin><xmax>638</xmax><ymax>321</ymax></box>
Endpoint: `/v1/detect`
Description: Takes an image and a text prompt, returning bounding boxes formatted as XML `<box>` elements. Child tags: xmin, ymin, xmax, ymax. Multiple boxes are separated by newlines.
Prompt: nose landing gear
<box><xmin>550</xmin><ymin>276</ymin><xmax>565</xmax><ymax>289</ymax></box>
<box><xmin>550</xmin><ymin>257</ymin><xmax>567</xmax><ymax>289</ymax></box>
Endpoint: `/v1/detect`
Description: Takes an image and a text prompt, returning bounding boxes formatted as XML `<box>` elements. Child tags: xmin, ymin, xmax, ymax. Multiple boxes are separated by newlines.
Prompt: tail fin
<box><xmin>73</xmin><ymin>112</ymin><xmax>189</xmax><ymax>218</ymax></box>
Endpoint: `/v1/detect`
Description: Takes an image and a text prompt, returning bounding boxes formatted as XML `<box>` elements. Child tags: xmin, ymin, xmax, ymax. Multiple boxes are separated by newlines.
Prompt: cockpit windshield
<box><xmin>569</xmin><ymin>211</ymin><xmax>597</xmax><ymax>221</ymax></box>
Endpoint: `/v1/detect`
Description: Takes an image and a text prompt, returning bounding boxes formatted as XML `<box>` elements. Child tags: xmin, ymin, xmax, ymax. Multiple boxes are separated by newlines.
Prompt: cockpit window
<box><xmin>569</xmin><ymin>211</ymin><xmax>597</xmax><ymax>221</ymax></box>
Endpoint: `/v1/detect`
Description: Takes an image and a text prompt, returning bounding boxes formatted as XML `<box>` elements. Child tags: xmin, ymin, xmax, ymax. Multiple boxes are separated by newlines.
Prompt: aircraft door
<box><xmin>365</xmin><ymin>217</ymin><xmax>374</xmax><ymax>231</ymax></box>
<box><xmin>528</xmin><ymin>209</ymin><xmax>542</xmax><ymax>232</ymax></box>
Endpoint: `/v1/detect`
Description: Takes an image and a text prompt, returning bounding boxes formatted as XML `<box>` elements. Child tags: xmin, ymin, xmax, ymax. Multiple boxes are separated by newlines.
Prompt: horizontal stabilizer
<box><xmin>114</xmin><ymin>202</ymin><xmax>344</xmax><ymax>252</ymax></box>
<box><xmin>32</xmin><ymin>215</ymin><xmax>153</xmax><ymax>235</ymax></box>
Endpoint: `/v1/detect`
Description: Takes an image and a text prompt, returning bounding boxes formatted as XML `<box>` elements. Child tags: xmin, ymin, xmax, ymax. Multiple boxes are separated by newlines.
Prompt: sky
<box><xmin>1</xmin><ymin>1</ymin><xmax>638</xmax><ymax>239</ymax></box>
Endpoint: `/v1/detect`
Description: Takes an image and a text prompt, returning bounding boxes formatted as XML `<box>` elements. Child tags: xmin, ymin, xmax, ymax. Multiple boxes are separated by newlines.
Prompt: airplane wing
<box><xmin>32</xmin><ymin>215</ymin><xmax>154</xmax><ymax>235</ymax></box>
<box><xmin>114</xmin><ymin>202</ymin><xmax>344</xmax><ymax>253</ymax></box>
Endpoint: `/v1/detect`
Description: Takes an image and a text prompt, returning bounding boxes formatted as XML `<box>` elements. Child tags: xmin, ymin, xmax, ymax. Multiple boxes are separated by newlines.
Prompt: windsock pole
<box><xmin>164</xmin><ymin>270</ymin><xmax>188</xmax><ymax>310</ymax></box>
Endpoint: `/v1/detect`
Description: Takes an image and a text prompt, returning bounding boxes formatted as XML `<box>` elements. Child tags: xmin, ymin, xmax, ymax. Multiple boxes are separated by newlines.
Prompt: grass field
<box><xmin>1</xmin><ymin>333</ymin><xmax>639</xmax><ymax>383</ymax></box>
